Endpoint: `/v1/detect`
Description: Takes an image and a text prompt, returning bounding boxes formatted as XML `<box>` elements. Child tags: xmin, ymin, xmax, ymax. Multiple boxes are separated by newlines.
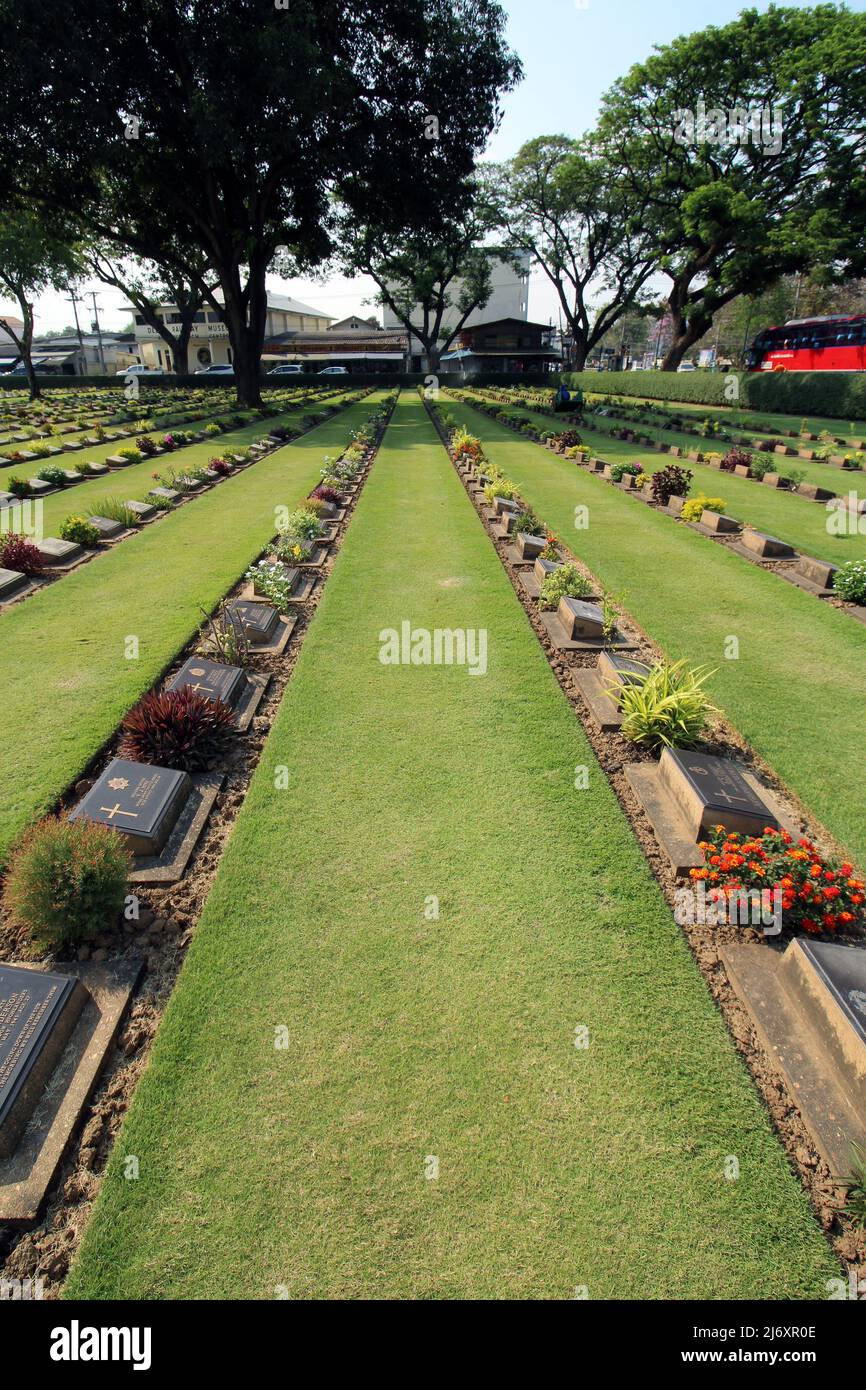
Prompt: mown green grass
<box><xmin>446</xmin><ymin>394</ymin><xmax>866</xmax><ymax>867</ymax></box>
<box><xmin>4</xmin><ymin>391</ymin><xmax>353</xmax><ymax>536</ymax></box>
<box><xmin>66</xmin><ymin>391</ymin><xmax>837</xmax><ymax>1300</ymax></box>
<box><xmin>460</xmin><ymin>389</ymin><xmax>866</xmax><ymax>566</ymax></box>
<box><xmin>0</xmin><ymin>395</ymin><xmax>384</xmax><ymax>863</ymax></box>
<box><xmin>583</xmin><ymin>390</ymin><xmax>866</xmax><ymax>446</ymax></box>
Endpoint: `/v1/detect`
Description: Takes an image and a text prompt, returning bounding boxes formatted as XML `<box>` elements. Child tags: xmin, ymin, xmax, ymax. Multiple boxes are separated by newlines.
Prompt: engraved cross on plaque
<box><xmin>99</xmin><ymin>804</ymin><xmax>139</xmax><ymax>820</ymax></box>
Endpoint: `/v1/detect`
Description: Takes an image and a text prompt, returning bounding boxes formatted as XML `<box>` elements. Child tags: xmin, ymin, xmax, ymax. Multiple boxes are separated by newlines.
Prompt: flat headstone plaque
<box><xmin>0</xmin><ymin>966</ymin><xmax>87</xmax><ymax>1160</ymax></box>
<box><xmin>741</xmin><ymin>528</ymin><xmax>795</xmax><ymax>559</ymax></box>
<box><xmin>87</xmin><ymin>515</ymin><xmax>124</xmax><ymax>539</ymax></box>
<box><xmin>799</xmin><ymin>941</ymin><xmax>866</xmax><ymax>1046</ymax></box>
<box><xmin>557</xmin><ymin>597</ymin><xmax>605</xmax><ymax>641</ymax></box>
<box><xmin>225</xmin><ymin>601</ymin><xmax>280</xmax><ymax>644</ymax></box>
<box><xmin>516</xmin><ymin>532</ymin><xmax>545</xmax><ymax>559</ymax></box>
<box><xmin>69</xmin><ymin>757</ymin><xmax>191</xmax><ymax>856</ymax></box>
<box><xmin>659</xmin><ymin>748</ymin><xmax>779</xmax><ymax>839</ymax></box>
<box><xmin>597</xmin><ymin>651</ymin><xmax>650</xmax><ymax>690</ymax></box>
<box><xmin>533</xmin><ymin>557</ymin><xmax>560</xmax><ymax>583</ymax></box>
<box><xmin>125</xmin><ymin>499</ymin><xmax>156</xmax><ymax>520</ymax></box>
<box><xmin>37</xmin><ymin>537</ymin><xmax>83</xmax><ymax>565</ymax></box>
<box><xmin>149</xmin><ymin>486</ymin><xmax>180</xmax><ymax>502</ymax></box>
<box><xmin>167</xmin><ymin>657</ymin><xmax>246</xmax><ymax>709</ymax></box>
<box><xmin>0</xmin><ymin>568</ymin><xmax>27</xmax><ymax>601</ymax></box>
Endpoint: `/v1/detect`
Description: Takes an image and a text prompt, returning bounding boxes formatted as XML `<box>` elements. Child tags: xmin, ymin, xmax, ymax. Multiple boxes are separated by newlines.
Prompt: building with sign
<box><xmin>127</xmin><ymin>292</ymin><xmax>333</xmax><ymax>371</ymax></box>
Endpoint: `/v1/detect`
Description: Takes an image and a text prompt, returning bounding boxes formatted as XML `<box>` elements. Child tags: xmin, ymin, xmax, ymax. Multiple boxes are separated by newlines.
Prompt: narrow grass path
<box><xmin>446</xmin><ymin>395</ymin><xmax>866</xmax><ymax>867</ymax></box>
<box><xmin>461</xmin><ymin>390</ymin><xmax>866</xmax><ymax>565</ymax></box>
<box><xmin>67</xmin><ymin>392</ymin><xmax>836</xmax><ymax>1300</ymax></box>
<box><xmin>0</xmin><ymin>395</ymin><xmax>383</xmax><ymax>862</ymax></box>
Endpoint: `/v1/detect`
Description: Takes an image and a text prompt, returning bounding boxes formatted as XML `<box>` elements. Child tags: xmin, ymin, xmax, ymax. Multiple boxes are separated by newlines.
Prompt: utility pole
<box><xmin>66</xmin><ymin>289</ymin><xmax>86</xmax><ymax>372</ymax></box>
<box><xmin>89</xmin><ymin>291</ymin><xmax>107</xmax><ymax>374</ymax></box>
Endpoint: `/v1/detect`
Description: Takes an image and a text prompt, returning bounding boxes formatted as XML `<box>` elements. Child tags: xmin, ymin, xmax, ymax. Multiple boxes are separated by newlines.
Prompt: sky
<box><xmin>11</xmin><ymin>0</ymin><xmax>866</xmax><ymax>337</ymax></box>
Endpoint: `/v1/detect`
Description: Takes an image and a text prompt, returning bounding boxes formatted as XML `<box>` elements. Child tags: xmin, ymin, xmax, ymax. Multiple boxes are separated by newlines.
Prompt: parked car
<box><xmin>676</xmin><ymin>361</ymin><xmax>697</xmax><ymax>372</ymax></box>
<box><xmin>269</xmin><ymin>363</ymin><xmax>303</xmax><ymax>375</ymax></box>
<box><xmin>195</xmin><ymin>363</ymin><xmax>235</xmax><ymax>375</ymax></box>
<box><xmin>319</xmin><ymin>365</ymin><xmax>349</xmax><ymax>375</ymax></box>
<box><xmin>115</xmin><ymin>364</ymin><xmax>163</xmax><ymax>376</ymax></box>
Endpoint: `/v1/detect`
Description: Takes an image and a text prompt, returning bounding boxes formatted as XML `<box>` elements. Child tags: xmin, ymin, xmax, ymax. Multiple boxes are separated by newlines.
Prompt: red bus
<box><xmin>747</xmin><ymin>314</ymin><xmax>866</xmax><ymax>372</ymax></box>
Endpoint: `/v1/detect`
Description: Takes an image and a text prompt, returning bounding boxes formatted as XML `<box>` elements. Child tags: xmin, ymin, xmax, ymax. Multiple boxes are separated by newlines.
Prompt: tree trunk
<box><xmin>570</xmin><ymin>343</ymin><xmax>589</xmax><ymax>372</ymax></box>
<box><xmin>424</xmin><ymin>346</ymin><xmax>441</xmax><ymax>375</ymax></box>
<box><xmin>219</xmin><ymin>254</ymin><xmax>267</xmax><ymax>408</ymax></box>
<box><xmin>659</xmin><ymin>278</ymin><xmax>712</xmax><ymax>371</ymax></box>
<box><xmin>24</xmin><ymin>348</ymin><xmax>40</xmax><ymax>401</ymax></box>
<box><xmin>172</xmin><ymin>325</ymin><xmax>192</xmax><ymax>377</ymax></box>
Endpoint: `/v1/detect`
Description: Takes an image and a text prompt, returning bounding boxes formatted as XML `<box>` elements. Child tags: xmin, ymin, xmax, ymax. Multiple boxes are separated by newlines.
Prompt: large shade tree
<box><xmin>596</xmin><ymin>3</ymin><xmax>866</xmax><ymax>369</ymax></box>
<box><xmin>490</xmin><ymin>136</ymin><xmax>658</xmax><ymax>370</ymax></box>
<box><xmin>0</xmin><ymin>209</ymin><xmax>84</xmax><ymax>399</ymax></box>
<box><xmin>341</xmin><ymin>188</ymin><xmax>504</xmax><ymax>372</ymax></box>
<box><xmin>0</xmin><ymin>0</ymin><xmax>520</xmax><ymax>404</ymax></box>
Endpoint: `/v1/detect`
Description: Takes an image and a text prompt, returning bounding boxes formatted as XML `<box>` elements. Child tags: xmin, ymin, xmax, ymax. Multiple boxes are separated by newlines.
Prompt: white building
<box><xmin>127</xmin><ymin>291</ymin><xmax>333</xmax><ymax>371</ymax></box>
<box><xmin>382</xmin><ymin>253</ymin><xmax>530</xmax><ymax>369</ymax></box>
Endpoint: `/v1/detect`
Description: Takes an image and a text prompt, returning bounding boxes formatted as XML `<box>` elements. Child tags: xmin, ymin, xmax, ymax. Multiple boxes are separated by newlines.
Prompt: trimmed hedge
<box><xmin>561</xmin><ymin>370</ymin><xmax>866</xmax><ymax>421</ymax></box>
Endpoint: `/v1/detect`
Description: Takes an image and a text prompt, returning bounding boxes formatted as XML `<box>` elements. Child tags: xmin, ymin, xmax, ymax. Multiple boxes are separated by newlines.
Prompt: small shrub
<box><xmin>117</xmin><ymin>447</ymin><xmax>143</xmax><ymax>464</ymax></box>
<box><xmin>310</xmin><ymin>484</ymin><xmax>341</xmax><ymax>504</ymax></box>
<box><xmin>610</xmin><ymin>461</ymin><xmax>643</xmax><ymax>483</ymax></box>
<box><xmin>59</xmin><ymin>515</ymin><xmax>101</xmax><ymax>546</ymax></box>
<box><xmin>720</xmin><ymin>448</ymin><xmax>752</xmax><ymax>473</ymax></box>
<box><xmin>483</xmin><ymin>478</ymin><xmax>518</xmax><ymax>505</ymax></box>
<box><xmin>246</xmin><ymin>560</ymin><xmax>296</xmax><ymax>611</ymax></box>
<box><xmin>681</xmin><ymin>493</ymin><xmax>726</xmax><ymax>523</ymax></box>
<box><xmin>7</xmin><ymin>475</ymin><xmax>30</xmax><ymax>497</ymax></box>
<box><xmin>834</xmin><ymin>560</ymin><xmax>866</xmax><ymax>605</ymax></box>
<box><xmin>204</xmin><ymin>422</ymin><xmax>222</xmax><ymax>436</ymax></box>
<box><xmin>0</xmin><ymin>533</ymin><xmax>43</xmax><ymax>573</ymax></box>
<box><xmin>5</xmin><ymin>816</ymin><xmax>131</xmax><ymax>950</ymax></box>
<box><xmin>279</xmin><ymin>507</ymin><xmax>324</xmax><ymax>540</ymax></box>
<box><xmin>135</xmin><ymin>434</ymin><xmax>158</xmax><ymax>454</ymax></box>
<box><xmin>616</xmin><ymin>659</ymin><xmax>716</xmax><ymax>751</ymax></box>
<box><xmin>36</xmin><ymin>464</ymin><xmax>66</xmax><ymax>486</ymax></box>
<box><xmin>540</xmin><ymin>531</ymin><xmax>559</xmax><ymax>559</ymax></box>
<box><xmin>539</xmin><ymin>562</ymin><xmax>593</xmax><ymax>609</ymax></box>
<box><xmin>651</xmin><ymin>464</ymin><xmax>692</xmax><ymax>505</ymax></box>
<box><xmin>93</xmin><ymin>496</ymin><xmax>139</xmax><ymax>528</ymax></box>
<box><xmin>120</xmin><ymin>688</ymin><xmax>236</xmax><ymax>771</ymax></box>
<box><xmin>556</xmin><ymin>429</ymin><xmax>582</xmax><ymax>448</ymax></box>
<box><xmin>510</xmin><ymin>508</ymin><xmax>542</xmax><ymax>536</ymax></box>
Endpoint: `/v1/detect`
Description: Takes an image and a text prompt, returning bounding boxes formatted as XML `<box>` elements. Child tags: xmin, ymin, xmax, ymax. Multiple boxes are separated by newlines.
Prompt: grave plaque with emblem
<box><xmin>68</xmin><ymin>757</ymin><xmax>191</xmax><ymax>855</ymax></box>
<box><xmin>659</xmin><ymin>748</ymin><xmax>779</xmax><ymax>839</ymax></box>
<box><xmin>225</xmin><ymin>601</ymin><xmax>280</xmax><ymax>645</ymax></box>
<box><xmin>166</xmin><ymin>658</ymin><xmax>246</xmax><ymax>708</ymax></box>
<box><xmin>0</xmin><ymin>966</ymin><xmax>88</xmax><ymax>1159</ymax></box>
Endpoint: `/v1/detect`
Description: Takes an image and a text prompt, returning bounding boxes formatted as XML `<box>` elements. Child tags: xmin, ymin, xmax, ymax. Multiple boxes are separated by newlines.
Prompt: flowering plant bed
<box><xmin>691</xmin><ymin>828</ymin><xmax>866</xmax><ymax>934</ymax></box>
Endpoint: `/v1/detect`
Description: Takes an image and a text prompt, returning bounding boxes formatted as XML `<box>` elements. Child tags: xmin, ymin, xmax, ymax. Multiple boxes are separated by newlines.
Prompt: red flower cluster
<box><xmin>690</xmin><ymin>826</ymin><xmax>865</xmax><ymax>934</ymax></box>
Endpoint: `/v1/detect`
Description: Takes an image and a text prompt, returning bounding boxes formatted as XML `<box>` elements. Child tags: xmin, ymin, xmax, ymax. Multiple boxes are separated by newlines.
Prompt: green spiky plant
<box><xmin>614</xmin><ymin>659</ymin><xmax>717</xmax><ymax>751</ymax></box>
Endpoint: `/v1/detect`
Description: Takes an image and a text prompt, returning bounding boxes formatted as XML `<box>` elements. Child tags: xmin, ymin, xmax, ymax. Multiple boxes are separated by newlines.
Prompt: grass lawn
<box><xmin>444</xmin><ymin>395</ymin><xmax>866</xmax><ymax>869</ymax></box>
<box><xmin>66</xmin><ymin>391</ymin><xmax>837</xmax><ymax>1300</ymax></box>
<box><xmin>583</xmin><ymin>389</ymin><xmax>866</xmax><ymax>448</ymax></box>
<box><xmin>459</xmin><ymin>389</ymin><xmax>866</xmax><ymax>566</ymax></box>
<box><xmin>0</xmin><ymin>394</ymin><xmax>384</xmax><ymax>863</ymax></box>
<box><xmin>4</xmin><ymin>390</ymin><xmax>355</xmax><ymax>537</ymax></box>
